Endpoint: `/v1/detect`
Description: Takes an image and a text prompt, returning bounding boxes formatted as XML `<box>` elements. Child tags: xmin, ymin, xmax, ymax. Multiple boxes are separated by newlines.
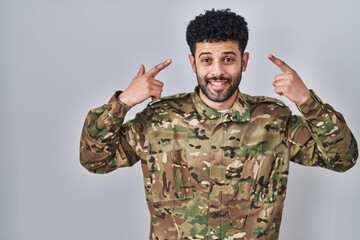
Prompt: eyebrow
<box><xmin>223</xmin><ymin>51</ymin><xmax>237</xmax><ymax>56</ymax></box>
<box><xmin>198</xmin><ymin>51</ymin><xmax>238</xmax><ymax>58</ymax></box>
<box><xmin>198</xmin><ymin>52</ymin><xmax>211</xmax><ymax>58</ymax></box>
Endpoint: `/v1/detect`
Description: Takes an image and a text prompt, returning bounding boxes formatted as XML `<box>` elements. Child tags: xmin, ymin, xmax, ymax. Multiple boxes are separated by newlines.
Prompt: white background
<box><xmin>1</xmin><ymin>0</ymin><xmax>359</xmax><ymax>239</ymax></box>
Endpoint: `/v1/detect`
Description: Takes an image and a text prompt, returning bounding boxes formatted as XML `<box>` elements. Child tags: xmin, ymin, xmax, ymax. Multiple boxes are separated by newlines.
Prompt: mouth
<box><xmin>209</xmin><ymin>80</ymin><xmax>226</xmax><ymax>85</ymax></box>
<box><xmin>206</xmin><ymin>78</ymin><xmax>230</xmax><ymax>90</ymax></box>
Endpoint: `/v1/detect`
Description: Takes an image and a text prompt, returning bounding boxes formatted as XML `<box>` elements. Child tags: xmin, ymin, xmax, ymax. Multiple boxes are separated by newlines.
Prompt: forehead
<box><xmin>194</xmin><ymin>40</ymin><xmax>241</xmax><ymax>56</ymax></box>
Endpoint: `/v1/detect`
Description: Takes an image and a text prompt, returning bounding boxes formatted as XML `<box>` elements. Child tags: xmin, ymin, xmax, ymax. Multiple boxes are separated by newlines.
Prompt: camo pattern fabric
<box><xmin>80</xmin><ymin>87</ymin><xmax>358</xmax><ymax>240</ymax></box>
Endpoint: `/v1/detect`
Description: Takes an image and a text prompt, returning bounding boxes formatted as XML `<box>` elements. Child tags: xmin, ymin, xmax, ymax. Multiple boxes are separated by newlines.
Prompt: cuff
<box><xmin>296</xmin><ymin>89</ymin><xmax>324</xmax><ymax>119</ymax></box>
<box><xmin>106</xmin><ymin>91</ymin><xmax>132</xmax><ymax>119</ymax></box>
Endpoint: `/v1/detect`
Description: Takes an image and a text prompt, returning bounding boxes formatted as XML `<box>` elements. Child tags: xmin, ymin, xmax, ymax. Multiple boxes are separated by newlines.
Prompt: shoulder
<box><xmin>140</xmin><ymin>92</ymin><xmax>194</xmax><ymax>123</ymax></box>
<box><xmin>142</xmin><ymin>92</ymin><xmax>194</xmax><ymax>117</ymax></box>
<box><xmin>147</xmin><ymin>92</ymin><xmax>193</xmax><ymax>107</ymax></box>
<box><xmin>243</xmin><ymin>93</ymin><xmax>287</xmax><ymax>108</ymax></box>
<box><xmin>242</xmin><ymin>93</ymin><xmax>292</xmax><ymax>118</ymax></box>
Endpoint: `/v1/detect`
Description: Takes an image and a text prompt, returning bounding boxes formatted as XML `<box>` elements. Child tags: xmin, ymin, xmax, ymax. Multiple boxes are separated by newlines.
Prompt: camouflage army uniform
<box><xmin>80</xmin><ymin>86</ymin><xmax>358</xmax><ymax>240</ymax></box>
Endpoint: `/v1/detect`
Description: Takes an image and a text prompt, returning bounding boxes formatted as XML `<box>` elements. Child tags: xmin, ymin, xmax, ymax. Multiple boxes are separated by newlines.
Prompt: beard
<box><xmin>196</xmin><ymin>71</ymin><xmax>242</xmax><ymax>103</ymax></box>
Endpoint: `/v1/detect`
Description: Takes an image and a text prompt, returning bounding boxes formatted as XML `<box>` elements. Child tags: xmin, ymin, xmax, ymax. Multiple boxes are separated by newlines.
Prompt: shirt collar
<box><xmin>192</xmin><ymin>86</ymin><xmax>251</xmax><ymax>122</ymax></box>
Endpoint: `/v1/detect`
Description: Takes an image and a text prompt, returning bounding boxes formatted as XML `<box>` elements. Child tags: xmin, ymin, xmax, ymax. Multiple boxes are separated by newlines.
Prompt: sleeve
<box><xmin>287</xmin><ymin>90</ymin><xmax>358</xmax><ymax>172</ymax></box>
<box><xmin>79</xmin><ymin>91</ymin><xmax>146</xmax><ymax>173</ymax></box>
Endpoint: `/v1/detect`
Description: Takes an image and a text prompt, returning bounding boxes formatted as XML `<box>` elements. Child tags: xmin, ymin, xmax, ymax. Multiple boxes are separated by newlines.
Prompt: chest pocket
<box><xmin>147</xmin><ymin>132</ymin><xmax>194</xmax><ymax>203</ymax></box>
<box><xmin>234</xmin><ymin>150</ymin><xmax>284</xmax><ymax>203</ymax></box>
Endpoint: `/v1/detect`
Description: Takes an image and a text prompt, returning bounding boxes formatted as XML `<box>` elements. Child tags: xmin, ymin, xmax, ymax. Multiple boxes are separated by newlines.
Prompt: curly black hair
<box><xmin>186</xmin><ymin>9</ymin><xmax>249</xmax><ymax>55</ymax></box>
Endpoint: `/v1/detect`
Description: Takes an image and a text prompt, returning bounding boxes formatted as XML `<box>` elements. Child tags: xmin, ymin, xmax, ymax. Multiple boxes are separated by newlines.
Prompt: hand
<box><xmin>268</xmin><ymin>54</ymin><xmax>310</xmax><ymax>105</ymax></box>
<box><xmin>119</xmin><ymin>59</ymin><xmax>172</xmax><ymax>107</ymax></box>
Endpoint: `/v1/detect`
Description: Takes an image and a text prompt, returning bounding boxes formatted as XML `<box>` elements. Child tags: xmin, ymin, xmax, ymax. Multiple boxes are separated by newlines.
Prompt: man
<box><xmin>80</xmin><ymin>9</ymin><xmax>358</xmax><ymax>240</ymax></box>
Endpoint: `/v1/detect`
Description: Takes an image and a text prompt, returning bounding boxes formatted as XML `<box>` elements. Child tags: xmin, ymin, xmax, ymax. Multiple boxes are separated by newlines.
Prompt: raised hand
<box><xmin>119</xmin><ymin>59</ymin><xmax>172</xmax><ymax>107</ymax></box>
<box><xmin>268</xmin><ymin>54</ymin><xmax>310</xmax><ymax>105</ymax></box>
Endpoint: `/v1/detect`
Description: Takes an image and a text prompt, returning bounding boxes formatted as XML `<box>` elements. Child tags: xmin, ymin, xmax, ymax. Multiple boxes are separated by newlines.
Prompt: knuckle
<box><xmin>144</xmin><ymin>80</ymin><xmax>152</xmax><ymax>89</ymax></box>
<box><xmin>153</xmin><ymin>65</ymin><xmax>160</xmax><ymax>71</ymax></box>
<box><xmin>153</xmin><ymin>64</ymin><xmax>164</xmax><ymax>72</ymax></box>
<box><xmin>288</xmin><ymin>74</ymin><xmax>296</xmax><ymax>82</ymax></box>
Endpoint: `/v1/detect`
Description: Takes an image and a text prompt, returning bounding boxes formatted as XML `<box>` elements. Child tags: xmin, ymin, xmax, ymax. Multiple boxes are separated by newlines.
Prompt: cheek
<box><xmin>195</xmin><ymin>67</ymin><xmax>207</xmax><ymax>78</ymax></box>
<box><xmin>231</xmin><ymin>70</ymin><xmax>241</xmax><ymax>77</ymax></box>
<box><xmin>228</xmin><ymin>65</ymin><xmax>242</xmax><ymax>76</ymax></box>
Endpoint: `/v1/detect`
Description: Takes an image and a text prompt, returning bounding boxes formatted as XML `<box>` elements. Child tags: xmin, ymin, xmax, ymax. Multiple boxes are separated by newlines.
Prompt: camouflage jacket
<box><xmin>80</xmin><ymin>87</ymin><xmax>358</xmax><ymax>240</ymax></box>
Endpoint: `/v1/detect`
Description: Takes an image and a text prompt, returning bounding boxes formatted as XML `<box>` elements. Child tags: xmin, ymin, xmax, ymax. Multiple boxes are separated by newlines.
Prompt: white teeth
<box><xmin>210</xmin><ymin>81</ymin><xmax>224</xmax><ymax>86</ymax></box>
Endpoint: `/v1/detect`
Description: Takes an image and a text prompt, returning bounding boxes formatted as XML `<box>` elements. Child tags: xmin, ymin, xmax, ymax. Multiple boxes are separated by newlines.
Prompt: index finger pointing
<box><xmin>268</xmin><ymin>54</ymin><xmax>293</xmax><ymax>73</ymax></box>
<box><xmin>147</xmin><ymin>59</ymin><xmax>172</xmax><ymax>77</ymax></box>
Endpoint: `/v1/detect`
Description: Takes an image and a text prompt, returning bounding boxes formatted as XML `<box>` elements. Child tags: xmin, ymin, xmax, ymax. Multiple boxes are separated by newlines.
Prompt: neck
<box><xmin>199</xmin><ymin>90</ymin><xmax>238</xmax><ymax>111</ymax></box>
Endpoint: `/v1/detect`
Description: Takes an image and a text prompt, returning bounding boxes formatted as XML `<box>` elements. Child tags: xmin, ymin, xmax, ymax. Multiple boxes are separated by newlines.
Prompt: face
<box><xmin>189</xmin><ymin>40</ymin><xmax>249</xmax><ymax>110</ymax></box>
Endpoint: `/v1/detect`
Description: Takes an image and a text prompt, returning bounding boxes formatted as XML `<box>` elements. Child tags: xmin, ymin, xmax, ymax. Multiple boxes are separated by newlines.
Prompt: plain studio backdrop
<box><xmin>1</xmin><ymin>0</ymin><xmax>359</xmax><ymax>239</ymax></box>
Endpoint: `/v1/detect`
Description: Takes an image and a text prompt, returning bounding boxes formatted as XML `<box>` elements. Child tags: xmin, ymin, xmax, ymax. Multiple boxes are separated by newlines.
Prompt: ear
<box><xmin>188</xmin><ymin>54</ymin><xmax>196</xmax><ymax>73</ymax></box>
<box><xmin>241</xmin><ymin>52</ymin><xmax>250</xmax><ymax>72</ymax></box>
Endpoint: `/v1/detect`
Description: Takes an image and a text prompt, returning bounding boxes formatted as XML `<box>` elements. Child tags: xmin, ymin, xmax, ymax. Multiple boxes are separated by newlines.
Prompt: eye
<box><xmin>224</xmin><ymin>57</ymin><xmax>234</xmax><ymax>62</ymax></box>
<box><xmin>200</xmin><ymin>57</ymin><xmax>212</xmax><ymax>65</ymax></box>
<box><xmin>201</xmin><ymin>58</ymin><xmax>211</xmax><ymax>63</ymax></box>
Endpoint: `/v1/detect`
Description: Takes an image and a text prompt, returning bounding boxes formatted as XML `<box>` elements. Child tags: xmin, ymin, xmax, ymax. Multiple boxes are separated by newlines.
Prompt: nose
<box><xmin>211</xmin><ymin>61</ymin><xmax>225</xmax><ymax>77</ymax></box>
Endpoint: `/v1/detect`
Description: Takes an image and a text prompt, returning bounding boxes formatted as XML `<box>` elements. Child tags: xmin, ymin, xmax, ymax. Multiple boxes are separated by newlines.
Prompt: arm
<box><xmin>287</xmin><ymin>90</ymin><xmax>358</xmax><ymax>172</ymax></box>
<box><xmin>80</xmin><ymin>92</ymin><xmax>140</xmax><ymax>173</ymax></box>
<box><xmin>268</xmin><ymin>54</ymin><xmax>358</xmax><ymax>171</ymax></box>
<box><xmin>79</xmin><ymin>59</ymin><xmax>172</xmax><ymax>173</ymax></box>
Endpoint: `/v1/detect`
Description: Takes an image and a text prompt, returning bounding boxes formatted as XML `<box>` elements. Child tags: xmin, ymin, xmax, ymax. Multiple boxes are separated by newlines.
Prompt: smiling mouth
<box><xmin>206</xmin><ymin>80</ymin><xmax>229</xmax><ymax>91</ymax></box>
<box><xmin>206</xmin><ymin>75</ymin><xmax>231</xmax><ymax>83</ymax></box>
<box><xmin>208</xmin><ymin>80</ymin><xmax>227</xmax><ymax>86</ymax></box>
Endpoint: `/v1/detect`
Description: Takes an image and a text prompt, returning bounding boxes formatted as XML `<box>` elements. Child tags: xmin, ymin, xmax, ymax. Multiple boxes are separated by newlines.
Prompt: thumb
<box><xmin>135</xmin><ymin>64</ymin><xmax>145</xmax><ymax>78</ymax></box>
